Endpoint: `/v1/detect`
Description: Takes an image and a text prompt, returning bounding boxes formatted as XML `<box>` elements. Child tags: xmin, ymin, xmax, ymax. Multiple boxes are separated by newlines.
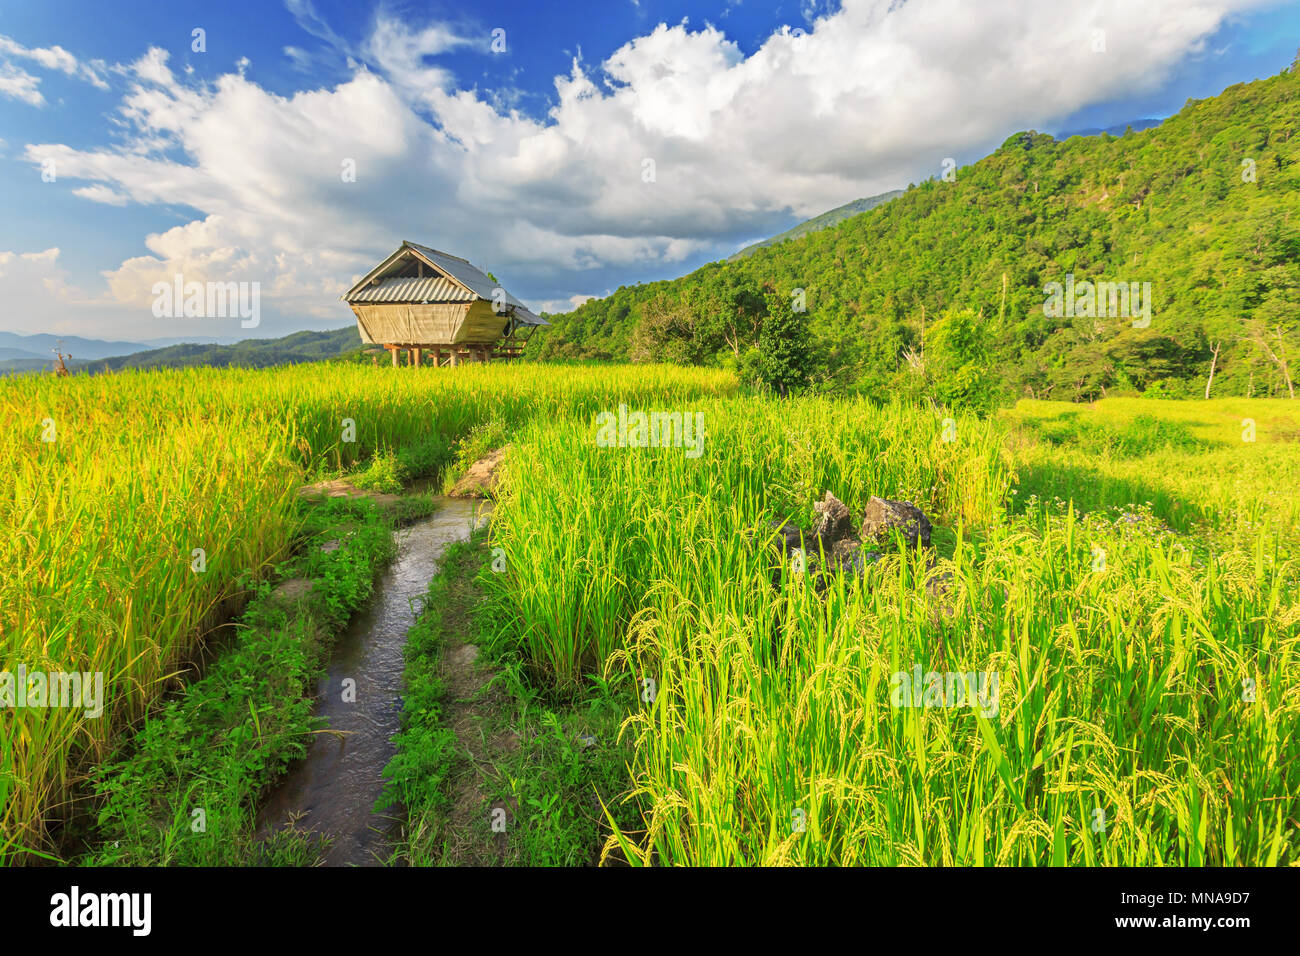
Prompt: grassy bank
<box><xmin>75</xmin><ymin>494</ymin><xmax>421</xmax><ymax>865</ymax></box>
<box><xmin>1003</xmin><ymin>397</ymin><xmax>1300</xmax><ymax>542</ymax></box>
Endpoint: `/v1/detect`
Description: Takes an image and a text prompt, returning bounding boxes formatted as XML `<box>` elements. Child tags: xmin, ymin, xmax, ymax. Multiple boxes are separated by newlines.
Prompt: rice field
<box><xmin>483</xmin><ymin>395</ymin><xmax>1300</xmax><ymax>865</ymax></box>
<box><xmin>0</xmin><ymin>362</ymin><xmax>736</xmax><ymax>860</ymax></box>
<box><xmin>3</xmin><ymin>362</ymin><xmax>1297</xmax><ymax>867</ymax></box>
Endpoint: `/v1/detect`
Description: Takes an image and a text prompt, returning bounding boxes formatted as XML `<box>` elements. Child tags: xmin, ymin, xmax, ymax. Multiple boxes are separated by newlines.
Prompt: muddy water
<box><xmin>258</xmin><ymin>496</ymin><xmax>492</xmax><ymax>866</ymax></box>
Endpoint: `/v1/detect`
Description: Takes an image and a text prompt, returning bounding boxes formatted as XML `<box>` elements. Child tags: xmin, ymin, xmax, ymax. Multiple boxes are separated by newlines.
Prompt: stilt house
<box><xmin>343</xmin><ymin>241</ymin><xmax>548</xmax><ymax>365</ymax></box>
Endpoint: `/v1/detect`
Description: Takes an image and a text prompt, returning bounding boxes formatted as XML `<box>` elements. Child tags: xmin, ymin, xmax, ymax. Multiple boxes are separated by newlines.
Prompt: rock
<box><xmin>749</xmin><ymin>502</ymin><xmax>882</xmax><ymax>594</ymax></box>
<box><xmin>270</xmin><ymin>578</ymin><xmax>314</xmax><ymax>605</ymax></box>
<box><xmin>772</xmin><ymin>518</ymin><xmax>809</xmax><ymax>553</ymax></box>
<box><xmin>860</xmin><ymin>496</ymin><xmax>933</xmax><ymax>550</ymax></box>
<box><xmin>748</xmin><ymin>519</ymin><xmax>807</xmax><ymax>559</ymax></box>
<box><xmin>448</xmin><ymin>446</ymin><xmax>508</xmax><ymax>499</ymax></box>
<box><xmin>812</xmin><ymin>491</ymin><xmax>853</xmax><ymax>544</ymax></box>
<box><xmin>320</xmin><ymin>539</ymin><xmax>341</xmax><ymax>554</ymax></box>
<box><xmin>298</xmin><ymin>479</ymin><xmax>401</xmax><ymax>509</ymax></box>
<box><xmin>448</xmin><ymin>644</ymin><xmax>479</xmax><ymax>667</ymax></box>
<box><xmin>828</xmin><ymin>538</ymin><xmax>883</xmax><ymax>577</ymax></box>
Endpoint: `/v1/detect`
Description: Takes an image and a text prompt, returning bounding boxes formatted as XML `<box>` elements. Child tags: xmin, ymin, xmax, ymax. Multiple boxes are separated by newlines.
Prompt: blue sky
<box><xmin>1</xmin><ymin>0</ymin><xmax>1297</xmax><ymax>343</ymax></box>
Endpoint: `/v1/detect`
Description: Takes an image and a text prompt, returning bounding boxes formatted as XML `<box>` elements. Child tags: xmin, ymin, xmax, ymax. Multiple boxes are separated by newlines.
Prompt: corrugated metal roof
<box><xmin>347</xmin><ymin>275</ymin><xmax>475</xmax><ymax>304</ymax></box>
<box><xmin>510</xmin><ymin>307</ymin><xmax>549</xmax><ymax>327</ymax></box>
<box><xmin>406</xmin><ymin>242</ymin><xmax>532</xmax><ymax>312</ymax></box>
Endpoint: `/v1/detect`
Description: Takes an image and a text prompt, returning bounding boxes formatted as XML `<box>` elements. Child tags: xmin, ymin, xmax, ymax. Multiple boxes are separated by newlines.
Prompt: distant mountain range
<box><xmin>0</xmin><ymin>331</ymin><xmax>150</xmax><ymax>362</ymax></box>
<box><xmin>729</xmin><ymin>189</ymin><xmax>905</xmax><ymax>261</ymax></box>
<box><xmin>0</xmin><ymin>328</ymin><xmax>362</xmax><ymax>375</ymax></box>
<box><xmin>1055</xmin><ymin>118</ymin><xmax>1164</xmax><ymax>139</ymax></box>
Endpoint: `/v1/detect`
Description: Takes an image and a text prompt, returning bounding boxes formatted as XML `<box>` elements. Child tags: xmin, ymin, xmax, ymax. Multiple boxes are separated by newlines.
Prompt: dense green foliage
<box><xmin>534</xmin><ymin>68</ymin><xmax>1300</xmax><ymax>404</ymax></box>
<box><xmin>756</xmin><ymin>290</ymin><xmax>813</xmax><ymax>394</ymax></box>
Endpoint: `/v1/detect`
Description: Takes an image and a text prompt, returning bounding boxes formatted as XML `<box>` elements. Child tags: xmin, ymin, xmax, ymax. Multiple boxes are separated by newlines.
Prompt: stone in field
<box><xmin>860</xmin><ymin>496</ymin><xmax>932</xmax><ymax>550</ymax></box>
<box><xmin>270</xmin><ymin>578</ymin><xmax>314</xmax><ymax>606</ymax></box>
<box><xmin>813</xmin><ymin>491</ymin><xmax>854</xmax><ymax>544</ymax></box>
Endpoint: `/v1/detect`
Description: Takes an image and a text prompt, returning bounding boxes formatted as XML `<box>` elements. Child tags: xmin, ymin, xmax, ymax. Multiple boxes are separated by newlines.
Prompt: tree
<box><xmin>756</xmin><ymin>291</ymin><xmax>810</xmax><ymax>396</ymax></box>
<box><xmin>697</xmin><ymin>273</ymin><xmax>766</xmax><ymax>356</ymax></box>
<box><xmin>926</xmin><ymin>308</ymin><xmax>997</xmax><ymax>410</ymax></box>
<box><xmin>627</xmin><ymin>294</ymin><xmax>704</xmax><ymax>365</ymax></box>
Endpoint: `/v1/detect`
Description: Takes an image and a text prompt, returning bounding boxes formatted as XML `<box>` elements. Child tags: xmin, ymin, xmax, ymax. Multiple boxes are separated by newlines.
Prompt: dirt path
<box><xmin>425</xmin><ymin>548</ymin><xmax>522</xmax><ymax>866</ymax></box>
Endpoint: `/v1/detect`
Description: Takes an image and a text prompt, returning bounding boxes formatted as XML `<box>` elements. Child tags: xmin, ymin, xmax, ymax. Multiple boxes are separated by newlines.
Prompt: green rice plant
<box><xmin>483</xmin><ymin>395</ymin><xmax>1300</xmax><ymax>865</ymax></box>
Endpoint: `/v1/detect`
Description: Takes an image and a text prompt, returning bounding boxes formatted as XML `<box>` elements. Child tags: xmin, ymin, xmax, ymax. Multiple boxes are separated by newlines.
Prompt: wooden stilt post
<box><xmin>413</xmin><ymin>347</ymin><xmax>422</xmax><ymax>368</ymax></box>
<box><xmin>449</xmin><ymin>350</ymin><xmax>458</xmax><ymax>367</ymax></box>
<box><xmin>433</xmin><ymin>347</ymin><xmax>442</xmax><ymax>368</ymax></box>
<box><xmin>390</xmin><ymin>346</ymin><xmax>399</xmax><ymax>367</ymax></box>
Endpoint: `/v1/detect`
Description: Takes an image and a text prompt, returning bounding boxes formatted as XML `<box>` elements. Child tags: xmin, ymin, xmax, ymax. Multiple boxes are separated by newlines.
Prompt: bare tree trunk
<box><xmin>1277</xmin><ymin>329</ymin><xmax>1295</xmax><ymax>399</ymax></box>
<box><xmin>919</xmin><ymin>304</ymin><xmax>926</xmax><ymax>365</ymax></box>
<box><xmin>725</xmin><ymin>328</ymin><xmax>740</xmax><ymax>358</ymax></box>
<box><xmin>1205</xmin><ymin>341</ymin><xmax>1220</xmax><ymax>399</ymax></box>
<box><xmin>1251</xmin><ymin>327</ymin><xmax>1296</xmax><ymax>399</ymax></box>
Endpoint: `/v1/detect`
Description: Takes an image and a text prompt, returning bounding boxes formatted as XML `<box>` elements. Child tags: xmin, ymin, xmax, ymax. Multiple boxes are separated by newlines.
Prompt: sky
<box><xmin>0</xmin><ymin>0</ymin><xmax>1297</xmax><ymax>344</ymax></box>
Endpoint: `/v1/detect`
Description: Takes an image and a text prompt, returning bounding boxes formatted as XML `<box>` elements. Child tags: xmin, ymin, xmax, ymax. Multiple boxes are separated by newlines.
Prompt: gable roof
<box><xmin>346</xmin><ymin>275</ymin><xmax>475</xmax><ymax>304</ymax></box>
<box><xmin>343</xmin><ymin>241</ymin><xmax>548</xmax><ymax>326</ymax></box>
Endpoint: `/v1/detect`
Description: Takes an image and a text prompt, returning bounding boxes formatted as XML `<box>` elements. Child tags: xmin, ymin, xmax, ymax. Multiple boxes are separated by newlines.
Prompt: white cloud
<box><xmin>0</xmin><ymin>248</ymin><xmax>138</xmax><ymax>336</ymax></box>
<box><xmin>0</xmin><ymin>62</ymin><xmax>43</xmax><ymax>106</ymax></box>
<box><xmin>0</xmin><ymin>33</ymin><xmax>108</xmax><ymax>105</ymax></box>
<box><xmin>71</xmin><ymin>184</ymin><xmax>129</xmax><ymax>205</ymax></box>
<box><xmin>5</xmin><ymin>0</ymin><xmax>1275</xmax><ymax>337</ymax></box>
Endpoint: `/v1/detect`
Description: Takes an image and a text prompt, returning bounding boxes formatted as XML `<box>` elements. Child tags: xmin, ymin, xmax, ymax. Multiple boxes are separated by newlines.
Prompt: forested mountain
<box><xmin>534</xmin><ymin>66</ymin><xmax>1299</xmax><ymax>406</ymax></box>
<box><xmin>728</xmin><ymin>189</ymin><xmax>904</xmax><ymax>260</ymax></box>
<box><xmin>76</xmin><ymin>327</ymin><xmax>362</xmax><ymax>372</ymax></box>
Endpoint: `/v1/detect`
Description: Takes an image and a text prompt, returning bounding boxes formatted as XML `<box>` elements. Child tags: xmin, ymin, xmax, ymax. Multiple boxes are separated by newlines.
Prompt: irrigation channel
<box><xmin>258</xmin><ymin>496</ymin><xmax>492</xmax><ymax>865</ymax></box>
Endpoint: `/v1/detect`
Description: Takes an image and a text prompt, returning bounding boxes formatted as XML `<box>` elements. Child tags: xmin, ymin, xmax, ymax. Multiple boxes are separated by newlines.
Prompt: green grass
<box><xmin>7</xmin><ymin>357</ymin><xmax>1296</xmax><ymax>868</ymax></box>
<box><xmin>1004</xmin><ymin>397</ymin><xmax>1300</xmax><ymax>542</ymax></box>
<box><xmin>384</xmin><ymin>535</ymin><xmax>639</xmax><ymax>867</ymax></box>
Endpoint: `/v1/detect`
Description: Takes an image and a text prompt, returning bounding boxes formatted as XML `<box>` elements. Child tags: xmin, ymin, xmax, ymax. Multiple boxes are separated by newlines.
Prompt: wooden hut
<box><xmin>343</xmin><ymin>241</ymin><xmax>548</xmax><ymax>366</ymax></box>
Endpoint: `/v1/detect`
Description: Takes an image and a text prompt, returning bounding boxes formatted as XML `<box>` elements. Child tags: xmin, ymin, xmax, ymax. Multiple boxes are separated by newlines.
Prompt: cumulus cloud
<box><xmin>5</xmin><ymin>0</ymin><xmax>1274</xmax><ymax>338</ymax></box>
